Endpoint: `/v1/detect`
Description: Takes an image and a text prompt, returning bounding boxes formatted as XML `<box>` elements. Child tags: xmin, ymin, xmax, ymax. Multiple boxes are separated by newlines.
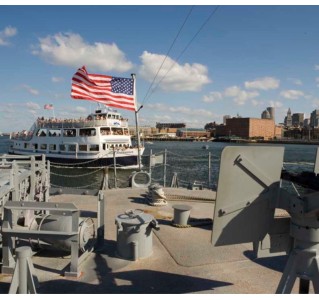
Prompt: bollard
<box><xmin>173</xmin><ymin>204</ymin><xmax>192</xmax><ymax>226</ymax></box>
<box><xmin>115</xmin><ymin>209</ymin><xmax>159</xmax><ymax>260</ymax></box>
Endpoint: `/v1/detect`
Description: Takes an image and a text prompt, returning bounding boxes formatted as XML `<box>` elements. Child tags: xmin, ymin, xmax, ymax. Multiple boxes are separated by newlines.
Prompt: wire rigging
<box><xmin>142</xmin><ymin>6</ymin><xmax>195</xmax><ymax>104</ymax></box>
<box><xmin>142</xmin><ymin>5</ymin><xmax>220</xmax><ymax>105</ymax></box>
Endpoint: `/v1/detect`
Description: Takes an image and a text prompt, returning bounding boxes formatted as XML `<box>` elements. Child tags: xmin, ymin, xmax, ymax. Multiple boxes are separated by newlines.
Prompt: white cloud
<box><xmin>74</xmin><ymin>106</ymin><xmax>87</xmax><ymax>113</ymax></box>
<box><xmin>251</xmin><ymin>99</ymin><xmax>263</xmax><ymax>106</ymax></box>
<box><xmin>202</xmin><ymin>91</ymin><xmax>222</xmax><ymax>103</ymax></box>
<box><xmin>32</xmin><ymin>32</ymin><xmax>133</xmax><ymax>73</ymax></box>
<box><xmin>314</xmin><ymin>65</ymin><xmax>319</xmax><ymax>71</ymax></box>
<box><xmin>244</xmin><ymin>77</ymin><xmax>280</xmax><ymax>90</ymax></box>
<box><xmin>22</xmin><ymin>85</ymin><xmax>39</xmax><ymax>95</ymax></box>
<box><xmin>25</xmin><ymin>102</ymin><xmax>40</xmax><ymax>110</ymax></box>
<box><xmin>52</xmin><ymin>77</ymin><xmax>64</xmax><ymax>83</ymax></box>
<box><xmin>312</xmin><ymin>98</ymin><xmax>319</xmax><ymax>108</ymax></box>
<box><xmin>0</xmin><ymin>26</ymin><xmax>17</xmax><ymax>46</ymax></box>
<box><xmin>139</xmin><ymin>51</ymin><xmax>210</xmax><ymax>92</ymax></box>
<box><xmin>316</xmin><ymin>77</ymin><xmax>319</xmax><ymax>87</ymax></box>
<box><xmin>287</xmin><ymin>78</ymin><xmax>302</xmax><ymax>86</ymax></box>
<box><xmin>224</xmin><ymin>86</ymin><xmax>241</xmax><ymax>97</ymax></box>
<box><xmin>280</xmin><ymin>89</ymin><xmax>304</xmax><ymax>99</ymax></box>
<box><xmin>224</xmin><ymin>85</ymin><xmax>259</xmax><ymax>106</ymax></box>
<box><xmin>269</xmin><ymin>101</ymin><xmax>283</xmax><ymax>108</ymax></box>
<box><xmin>146</xmin><ymin>103</ymin><xmax>215</xmax><ymax>118</ymax></box>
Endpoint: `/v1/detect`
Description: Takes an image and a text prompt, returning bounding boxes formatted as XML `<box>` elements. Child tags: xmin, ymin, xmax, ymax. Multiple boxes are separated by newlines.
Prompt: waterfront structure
<box><xmin>215</xmin><ymin>117</ymin><xmax>279</xmax><ymax>140</ymax></box>
<box><xmin>176</xmin><ymin>128</ymin><xmax>209</xmax><ymax>139</ymax></box>
<box><xmin>155</xmin><ymin>122</ymin><xmax>186</xmax><ymax>137</ymax></box>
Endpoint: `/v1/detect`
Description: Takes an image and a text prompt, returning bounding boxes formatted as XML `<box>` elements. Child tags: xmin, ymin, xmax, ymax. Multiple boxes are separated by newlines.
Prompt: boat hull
<box><xmin>8</xmin><ymin>149</ymin><xmax>142</xmax><ymax>168</ymax></box>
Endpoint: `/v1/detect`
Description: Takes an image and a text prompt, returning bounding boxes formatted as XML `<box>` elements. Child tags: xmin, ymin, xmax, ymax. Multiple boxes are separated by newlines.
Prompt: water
<box><xmin>0</xmin><ymin>136</ymin><xmax>318</xmax><ymax>192</ymax></box>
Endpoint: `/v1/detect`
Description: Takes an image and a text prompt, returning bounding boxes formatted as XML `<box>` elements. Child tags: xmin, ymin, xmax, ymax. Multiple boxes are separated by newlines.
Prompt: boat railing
<box><xmin>36</xmin><ymin>118</ymin><xmax>128</xmax><ymax>129</ymax></box>
<box><xmin>10</xmin><ymin>132</ymin><xmax>33</xmax><ymax>141</ymax></box>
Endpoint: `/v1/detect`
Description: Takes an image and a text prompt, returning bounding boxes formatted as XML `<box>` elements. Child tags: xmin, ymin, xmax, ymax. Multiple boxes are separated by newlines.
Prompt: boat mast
<box><xmin>132</xmin><ymin>73</ymin><xmax>142</xmax><ymax>171</ymax></box>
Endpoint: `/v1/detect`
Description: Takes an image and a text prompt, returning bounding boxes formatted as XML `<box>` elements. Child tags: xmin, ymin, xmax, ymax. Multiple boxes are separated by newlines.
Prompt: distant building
<box><xmin>304</xmin><ymin>118</ymin><xmax>310</xmax><ymax>127</ymax></box>
<box><xmin>261</xmin><ymin>109</ymin><xmax>271</xmax><ymax>119</ymax></box>
<box><xmin>156</xmin><ymin>123</ymin><xmax>186</xmax><ymax>130</ymax></box>
<box><xmin>292</xmin><ymin>113</ymin><xmax>304</xmax><ymax>127</ymax></box>
<box><xmin>266</xmin><ymin>107</ymin><xmax>275</xmax><ymax>120</ymax></box>
<box><xmin>310</xmin><ymin>110</ymin><xmax>319</xmax><ymax>127</ymax></box>
<box><xmin>261</xmin><ymin>107</ymin><xmax>275</xmax><ymax>120</ymax></box>
<box><xmin>284</xmin><ymin>108</ymin><xmax>292</xmax><ymax>127</ymax></box>
<box><xmin>223</xmin><ymin>115</ymin><xmax>231</xmax><ymax>125</ymax></box>
<box><xmin>215</xmin><ymin>117</ymin><xmax>278</xmax><ymax>140</ymax></box>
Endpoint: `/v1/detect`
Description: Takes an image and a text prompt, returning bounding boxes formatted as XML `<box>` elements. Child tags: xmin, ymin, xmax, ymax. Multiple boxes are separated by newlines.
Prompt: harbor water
<box><xmin>0</xmin><ymin>135</ymin><xmax>317</xmax><ymax>193</ymax></box>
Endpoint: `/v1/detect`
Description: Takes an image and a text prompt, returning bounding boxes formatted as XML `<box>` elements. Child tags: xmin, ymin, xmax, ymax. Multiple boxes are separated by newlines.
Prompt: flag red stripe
<box><xmin>71</xmin><ymin>84</ymin><xmax>134</xmax><ymax>100</ymax></box>
<box><xmin>71</xmin><ymin>88</ymin><xmax>135</xmax><ymax>103</ymax></box>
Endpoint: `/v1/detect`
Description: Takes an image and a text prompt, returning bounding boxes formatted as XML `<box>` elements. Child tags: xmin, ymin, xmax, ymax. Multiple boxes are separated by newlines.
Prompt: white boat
<box><xmin>8</xmin><ymin>107</ymin><xmax>144</xmax><ymax>168</ymax></box>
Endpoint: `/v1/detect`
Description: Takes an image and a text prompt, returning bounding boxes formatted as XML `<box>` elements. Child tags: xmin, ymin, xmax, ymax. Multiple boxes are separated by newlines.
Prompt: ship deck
<box><xmin>0</xmin><ymin>187</ymin><xmax>310</xmax><ymax>294</ymax></box>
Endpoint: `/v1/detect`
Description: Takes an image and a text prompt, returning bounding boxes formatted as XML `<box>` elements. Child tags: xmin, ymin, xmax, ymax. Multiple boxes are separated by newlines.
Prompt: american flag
<box><xmin>71</xmin><ymin>66</ymin><xmax>136</xmax><ymax>111</ymax></box>
<box><xmin>44</xmin><ymin>104</ymin><xmax>53</xmax><ymax>110</ymax></box>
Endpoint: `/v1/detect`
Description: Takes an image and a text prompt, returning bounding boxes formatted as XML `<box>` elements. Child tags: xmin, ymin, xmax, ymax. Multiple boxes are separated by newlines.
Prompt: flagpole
<box><xmin>132</xmin><ymin>73</ymin><xmax>142</xmax><ymax>171</ymax></box>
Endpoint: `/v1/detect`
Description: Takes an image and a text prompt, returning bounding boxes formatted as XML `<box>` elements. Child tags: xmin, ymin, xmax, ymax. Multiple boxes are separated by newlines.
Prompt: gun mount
<box><xmin>212</xmin><ymin>146</ymin><xmax>319</xmax><ymax>294</ymax></box>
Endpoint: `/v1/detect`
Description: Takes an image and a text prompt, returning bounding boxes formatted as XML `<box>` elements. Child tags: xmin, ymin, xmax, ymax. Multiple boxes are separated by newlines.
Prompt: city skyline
<box><xmin>1</xmin><ymin>5</ymin><xmax>319</xmax><ymax>132</ymax></box>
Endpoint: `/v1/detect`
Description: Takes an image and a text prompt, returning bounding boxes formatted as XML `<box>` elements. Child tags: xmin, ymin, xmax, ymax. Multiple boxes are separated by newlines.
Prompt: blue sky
<box><xmin>1</xmin><ymin>4</ymin><xmax>319</xmax><ymax>132</ymax></box>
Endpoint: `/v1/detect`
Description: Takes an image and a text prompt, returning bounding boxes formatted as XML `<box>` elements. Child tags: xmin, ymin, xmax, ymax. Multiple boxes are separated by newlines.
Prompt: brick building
<box><xmin>216</xmin><ymin>118</ymin><xmax>279</xmax><ymax>140</ymax></box>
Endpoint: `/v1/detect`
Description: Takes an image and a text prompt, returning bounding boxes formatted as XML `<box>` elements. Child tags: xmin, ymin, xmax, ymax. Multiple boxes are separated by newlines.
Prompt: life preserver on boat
<box><xmin>130</xmin><ymin>171</ymin><xmax>151</xmax><ymax>188</ymax></box>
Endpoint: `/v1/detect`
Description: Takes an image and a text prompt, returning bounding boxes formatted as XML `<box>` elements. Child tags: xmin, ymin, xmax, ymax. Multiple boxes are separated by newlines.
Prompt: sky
<box><xmin>1</xmin><ymin>4</ymin><xmax>319</xmax><ymax>133</ymax></box>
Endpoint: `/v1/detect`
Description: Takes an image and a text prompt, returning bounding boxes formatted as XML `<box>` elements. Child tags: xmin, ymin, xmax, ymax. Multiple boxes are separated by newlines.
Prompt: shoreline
<box><xmin>141</xmin><ymin>137</ymin><xmax>319</xmax><ymax>146</ymax></box>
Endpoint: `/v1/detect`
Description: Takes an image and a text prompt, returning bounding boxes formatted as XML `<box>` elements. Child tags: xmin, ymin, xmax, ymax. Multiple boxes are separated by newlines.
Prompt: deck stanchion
<box><xmin>163</xmin><ymin>149</ymin><xmax>167</xmax><ymax>187</ymax></box>
<box><xmin>208</xmin><ymin>152</ymin><xmax>211</xmax><ymax>188</ymax></box>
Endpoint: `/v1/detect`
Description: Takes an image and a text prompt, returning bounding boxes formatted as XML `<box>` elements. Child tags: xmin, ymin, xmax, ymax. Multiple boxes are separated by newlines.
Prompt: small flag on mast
<box><xmin>44</xmin><ymin>104</ymin><xmax>53</xmax><ymax>110</ymax></box>
<box><xmin>71</xmin><ymin>66</ymin><xmax>136</xmax><ymax>111</ymax></box>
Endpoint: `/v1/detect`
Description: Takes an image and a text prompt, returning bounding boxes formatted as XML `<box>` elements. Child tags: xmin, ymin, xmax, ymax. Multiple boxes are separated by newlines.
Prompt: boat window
<box><xmin>60</xmin><ymin>144</ymin><xmax>66</xmax><ymax>151</ymax></box>
<box><xmin>24</xmin><ymin>143</ymin><xmax>28</xmax><ymax>149</ymax></box>
<box><xmin>112</xmin><ymin>128</ymin><xmax>123</xmax><ymax>135</ymax></box>
<box><xmin>90</xmin><ymin>144</ymin><xmax>99</xmax><ymax>151</ymax></box>
<box><xmin>102</xmin><ymin>143</ymin><xmax>106</xmax><ymax>150</ymax></box>
<box><xmin>124</xmin><ymin>128</ymin><xmax>129</xmax><ymax>135</ymax></box>
<box><xmin>100</xmin><ymin>127</ymin><xmax>111</xmax><ymax>135</ymax></box>
<box><xmin>79</xmin><ymin>144</ymin><xmax>87</xmax><ymax>151</ymax></box>
<box><xmin>40</xmin><ymin>144</ymin><xmax>47</xmax><ymax>150</ymax></box>
<box><xmin>33</xmin><ymin>143</ymin><xmax>38</xmax><ymax>150</ymax></box>
<box><xmin>49</xmin><ymin>144</ymin><xmax>56</xmax><ymax>151</ymax></box>
<box><xmin>68</xmin><ymin>144</ymin><xmax>76</xmax><ymax>152</ymax></box>
<box><xmin>80</xmin><ymin>128</ymin><xmax>96</xmax><ymax>136</ymax></box>
<box><xmin>48</xmin><ymin>129</ymin><xmax>61</xmax><ymax>137</ymax></box>
<box><xmin>37</xmin><ymin>129</ymin><xmax>47</xmax><ymax>137</ymax></box>
<box><xmin>63</xmin><ymin>129</ymin><xmax>76</xmax><ymax>137</ymax></box>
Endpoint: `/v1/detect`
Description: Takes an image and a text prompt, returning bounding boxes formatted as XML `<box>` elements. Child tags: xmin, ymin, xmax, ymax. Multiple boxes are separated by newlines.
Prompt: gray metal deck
<box><xmin>0</xmin><ymin>187</ymin><xmax>305</xmax><ymax>294</ymax></box>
